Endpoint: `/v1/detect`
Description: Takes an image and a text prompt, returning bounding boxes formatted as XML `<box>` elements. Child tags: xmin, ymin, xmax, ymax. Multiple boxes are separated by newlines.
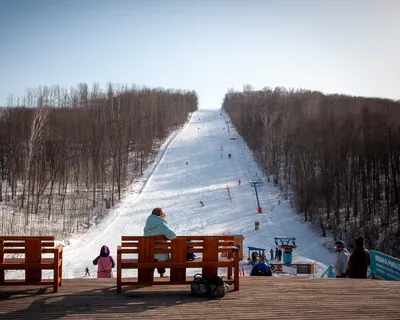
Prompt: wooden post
<box><xmin>0</xmin><ymin>240</ymin><xmax>4</xmax><ymax>284</ymax></box>
<box><xmin>202</xmin><ymin>237</ymin><xmax>219</xmax><ymax>279</ymax></box>
<box><xmin>138</xmin><ymin>238</ymin><xmax>154</xmax><ymax>284</ymax></box>
<box><xmin>234</xmin><ymin>235</ymin><xmax>244</xmax><ymax>260</ymax></box>
<box><xmin>53</xmin><ymin>247</ymin><xmax>59</xmax><ymax>292</ymax></box>
<box><xmin>117</xmin><ymin>246</ymin><xmax>122</xmax><ymax>293</ymax></box>
<box><xmin>58</xmin><ymin>247</ymin><xmax>63</xmax><ymax>286</ymax></box>
<box><xmin>170</xmin><ymin>238</ymin><xmax>186</xmax><ymax>282</ymax></box>
<box><xmin>25</xmin><ymin>239</ymin><xmax>41</xmax><ymax>283</ymax></box>
<box><xmin>234</xmin><ymin>247</ymin><xmax>240</xmax><ymax>291</ymax></box>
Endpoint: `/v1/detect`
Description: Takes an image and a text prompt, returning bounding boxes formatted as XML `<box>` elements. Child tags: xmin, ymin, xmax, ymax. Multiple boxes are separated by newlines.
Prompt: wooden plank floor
<box><xmin>0</xmin><ymin>277</ymin><xmax>399</xmax><ymax>319</ymax></box>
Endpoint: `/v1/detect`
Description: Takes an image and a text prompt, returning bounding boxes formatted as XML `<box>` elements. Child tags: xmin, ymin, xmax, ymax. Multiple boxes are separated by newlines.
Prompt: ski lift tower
<box><xmin>275</xmin><ymin>237</ymin><xmax>297</xmax><ymax>264</ymax></box>
<box><xmin>250</xmin><ymin>178</ymin><xmax>263</xmax><ymax>214</ymax></box>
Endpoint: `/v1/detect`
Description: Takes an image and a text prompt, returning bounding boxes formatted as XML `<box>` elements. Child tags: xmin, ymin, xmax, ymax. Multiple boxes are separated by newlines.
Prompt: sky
<box><xmin>0</xmin><ymin>0</ymin><xmax>399</xmax><ymax>109</ymax></box>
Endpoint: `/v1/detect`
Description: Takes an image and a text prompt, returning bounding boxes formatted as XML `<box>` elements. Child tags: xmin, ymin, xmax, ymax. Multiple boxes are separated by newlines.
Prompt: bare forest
<box><xmin>223</xmin><ymin>86</ymin><xmax>400</xmax><ymax>257</ymax></box>
<box><xmin>0</xmin><ymin>83</ymin><xmax>197</xmax><ymax>239</ymax></box>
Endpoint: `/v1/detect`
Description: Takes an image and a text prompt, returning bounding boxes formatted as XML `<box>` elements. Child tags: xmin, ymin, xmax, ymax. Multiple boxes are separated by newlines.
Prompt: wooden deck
<box><xmin>0</xmin><ymin>277</ymin><xmax>399</xmax><ymax>319</ymax></box>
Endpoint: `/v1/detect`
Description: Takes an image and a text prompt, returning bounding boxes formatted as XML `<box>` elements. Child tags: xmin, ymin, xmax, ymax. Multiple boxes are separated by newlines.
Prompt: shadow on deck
<box><xmin>0</xmin><ymin>277</ymin><xmax>399</xmax><ymax>319</ymax></box>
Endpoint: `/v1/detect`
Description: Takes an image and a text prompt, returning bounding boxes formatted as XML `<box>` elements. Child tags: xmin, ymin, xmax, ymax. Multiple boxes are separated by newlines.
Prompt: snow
<box><xmin>55</xmin><ymin>109</ymin><xmax>335</xmax><ymax>278</ymax></box>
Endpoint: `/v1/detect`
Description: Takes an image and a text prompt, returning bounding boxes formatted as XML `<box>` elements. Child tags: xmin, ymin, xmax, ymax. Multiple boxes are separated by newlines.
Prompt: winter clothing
<box><xmin>335</xmin><ymin>240</ymin><xmax>346</xmax><ymax>247</ymax></box>
<box><xmin>347</xmin><ymin>236</ymin><xmax>370</xmax><ymax>279</ymax></box>
<box><xmin>278</xmin><ymin>249</ymin><xmax>282</xmax><ymax>261</ymax></box>
<box><xmin>250</xmin><ymin>262</ymin><xmax>272</xmax><ymax>276</ymax></box>
<box><xmin>93</xmin><ymin>245</ymin><xmax>115</xmax><ymax>278</ymax></box>
<box><xmin>143</xmin><ymin>214</ymin><xmax>176</xmax><ymax>261</ymax></box>
<box><xmin>334</xmin><ymin>247</ymin><xmax>349</xmax><ymax>277</ymax></box>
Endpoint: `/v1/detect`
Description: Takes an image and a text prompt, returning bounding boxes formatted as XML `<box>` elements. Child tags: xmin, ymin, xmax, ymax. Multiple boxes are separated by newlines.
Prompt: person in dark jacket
<box><xmin>347</xmin><ymin>236</ymin><xmax>370</xmax><ymax>278</ymax></box>
<box><xmin>250</xmin><ymin>261</ymin><xmax>272</xmax><ymax>276</ymax></box>
<box><xmin>270</xmin><ymin>248</ymin><xmax>274</xmax><ymax>261</ymax></box>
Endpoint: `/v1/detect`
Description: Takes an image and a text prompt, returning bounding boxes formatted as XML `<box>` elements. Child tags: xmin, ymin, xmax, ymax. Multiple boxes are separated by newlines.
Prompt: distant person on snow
<box><xmin>334</xmin><ymin>240</ymin><xmax>350</xmax><ymax>278</ymax></box>
<box><xmin>347</xmin><ymin>236</ymin><xmax>370</xmax><ymax>279</ymax></box>
<box><xmin>200</xmin><ymin>201</ymin><xmax>204</xmax><ymax>207</ymax></box>
<box><xmin>93</xmin><ymin>245</ymin><xmax>115</xmax><ymax>278</ymax></box>
<box><xmin>250</xmin><ymin>261</ymin><xmax>272</xmax><ymax>276</ymax></box>
<box><xmin>251</xmin><ymin>251</ymin><xmax>258</xmax><ymax>264</ymax></box>
<box><xmin>143</xmin><ymin>207</ymin><xmax>176</xmax><ymax>278</ymax></box>
<box><xmin>277</xmin><ymin>248</ymin><xmax>282</xmax><ymax>261</ymax></box>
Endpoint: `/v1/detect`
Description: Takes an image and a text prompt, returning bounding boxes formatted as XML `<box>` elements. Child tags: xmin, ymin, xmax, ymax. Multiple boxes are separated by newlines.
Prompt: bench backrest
<box><xmin>120</xmin><ymin>235</ymin><xmax>235</xmax><ymax>261</ymax></box>
<box><xmin>0</xmin><ymin>236</ymin><xmax>56</xmax><ymax>263</ymax></box>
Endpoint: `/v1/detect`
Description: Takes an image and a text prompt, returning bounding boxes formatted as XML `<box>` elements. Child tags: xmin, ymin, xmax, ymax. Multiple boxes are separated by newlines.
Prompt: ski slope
<box><xmin>60</xmin><ymin>109</ymin><xmax>335</xmax><ymax>278</ymax></box>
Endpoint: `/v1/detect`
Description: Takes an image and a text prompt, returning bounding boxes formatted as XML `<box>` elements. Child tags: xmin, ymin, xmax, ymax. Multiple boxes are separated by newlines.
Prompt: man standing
<box><xmin>347</xmin><ymin>236</ymin><xmax>370</xmax><ymax>278</ymax></box>
<box><xmin>334</xmin><ymin>240</ymin><xmax>350</xmax><ymax>278</ymax></box>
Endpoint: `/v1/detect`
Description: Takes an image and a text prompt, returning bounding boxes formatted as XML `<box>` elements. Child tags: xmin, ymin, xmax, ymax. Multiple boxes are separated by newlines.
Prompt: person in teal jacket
<box><xmin>143</xmin><ymin>207</ymin><xmax>176</xmax><ymax>277</ymax></box>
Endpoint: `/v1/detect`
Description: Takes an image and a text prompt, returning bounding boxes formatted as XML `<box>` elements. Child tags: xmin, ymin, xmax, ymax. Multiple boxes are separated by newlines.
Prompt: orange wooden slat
<box><xmin>41</xmin><ymin>241</ymin><xmax>55</xmax><ymax>247</ymax></box>
<box><xmin>121</xmin><ymin>236</ymin><xmax>143</xmax><ymax>241</ymax></box>
<box><xmin>118</xmin><ymin>248</ymin><xmax>138</xmax><ymax>254</ymax></box>
<box><xmin>3</xmin><ymin>248</ymin><xmax>25</xmax><ymax>254</ymax></box>
<box><xmin>121</xmin><ymin>242</ymin><xmax>139</xmax><ymax>248</ymax></box>
<box><xmin>186</xmin><ymin>248</ymin><xmax>203</xmax><ymax>253</ymax></box>
<box><xmin>0</xmin><ymin>236</ymin><xmax>54</xmax><ymax>241</ymax></box>
<box><xmin>185</xmin><ymin>241</ymin><xmax>203</xmax><ymax>246</ymax></box>
<box><xmin>120</xmin><ymin>260</ymin><xmax>236</xmax><ymax>269</ymax></box>
<box><xmin>153</xmin><ymin>242</ymin><xmax>171</xmax><ymax>248</ymax></box>
<box><xmin>3</xmin><ymin>242</ymin><xmax>26</xmax><ymax>247</ymax></box>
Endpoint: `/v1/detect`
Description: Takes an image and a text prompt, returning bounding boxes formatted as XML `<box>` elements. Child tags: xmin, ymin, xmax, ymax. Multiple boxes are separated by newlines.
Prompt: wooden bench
<box><xmin>0</xmin><ymin>236</ymin><xmax>63</xmax><ymax>292</ymax></box>
<box><xmin>117</xmin><ymin>235</ymin><xmax>239</xmax><ymax>293</ymax></box>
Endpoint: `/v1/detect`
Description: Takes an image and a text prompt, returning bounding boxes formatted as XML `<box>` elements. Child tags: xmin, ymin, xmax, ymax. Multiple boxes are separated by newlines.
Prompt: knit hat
<box><xmin>355</xmin><ymin>236</ymin><xmax>365</xmax><ymax>248</ymax></box>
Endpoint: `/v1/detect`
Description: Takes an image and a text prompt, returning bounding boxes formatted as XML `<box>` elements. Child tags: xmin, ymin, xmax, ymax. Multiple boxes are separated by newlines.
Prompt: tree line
<box><xmin>223</xmin><ymin>85</ymin><xmax>400</xmax><ymax>257</ymax></box>
<box><xmin>0</xmin><ymin>83</ymin><xmax>197</xmax><ymax>237</ymax></box>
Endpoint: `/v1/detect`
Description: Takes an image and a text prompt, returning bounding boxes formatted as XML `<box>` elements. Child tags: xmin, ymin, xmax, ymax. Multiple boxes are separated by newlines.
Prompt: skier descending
<box><xmin>200</xmin><ymin>201</ymin><xmax>204</xmax><ymax>207</ymax></box>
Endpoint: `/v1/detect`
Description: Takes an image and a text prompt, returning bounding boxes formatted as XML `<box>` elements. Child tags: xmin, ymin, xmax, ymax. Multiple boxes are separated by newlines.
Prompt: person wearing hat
<box><xmin>334</xmin><ymin>240</ymin><xmax>349</xmax><ymax>278</ymax></box>
<box><xmin>346</xmin><ymin>236</ymin><xmax>370</xmax><ymax>278</ymax></box>
<box><xmin>250</xmin><ymin>261</ymin><xmax>273</xmax><ymax>276</ymax></box>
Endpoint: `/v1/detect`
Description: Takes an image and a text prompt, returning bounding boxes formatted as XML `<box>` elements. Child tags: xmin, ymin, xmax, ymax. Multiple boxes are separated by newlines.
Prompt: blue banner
<box><xmin>370</xmin><ymin>250</ymin><xmax>400</xmax><ymax>281</ymax></box>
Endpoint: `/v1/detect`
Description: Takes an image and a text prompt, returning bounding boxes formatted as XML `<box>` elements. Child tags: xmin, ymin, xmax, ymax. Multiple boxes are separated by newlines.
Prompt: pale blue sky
<box><xmin>0</xmin><ymin>0</ymin><xmax>399</xmax><ymax>108</ymax></box>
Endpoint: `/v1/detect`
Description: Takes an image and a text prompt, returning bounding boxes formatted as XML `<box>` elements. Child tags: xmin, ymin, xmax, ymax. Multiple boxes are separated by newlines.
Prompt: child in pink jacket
<box><xmin>93</xmin><ymin>245</ymin><xmax>115</xmax><ymax>278</ymax></box>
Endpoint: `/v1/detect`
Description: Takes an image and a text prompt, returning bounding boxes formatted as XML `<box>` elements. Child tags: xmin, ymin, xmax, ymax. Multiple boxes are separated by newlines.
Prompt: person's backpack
<box><xmin>186</xmin><ymin>240</ymin><xmax>196</xmax><ymax>261</ymax></box>
<box><xmin>186</xmin><ymin>252</ymin><xmax>196</xmax><ymax>260</ymax></box>
<box><xmin>190</xmin><ymin>273</ymin><xmax>230</xmax><ymax>299</ymax></box>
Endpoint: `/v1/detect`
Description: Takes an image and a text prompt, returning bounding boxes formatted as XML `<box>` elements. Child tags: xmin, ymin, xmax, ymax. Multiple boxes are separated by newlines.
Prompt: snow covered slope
<box><xmin>59</xmin><ymin>109</ymin><xmax>335</xmax><ymax>278</ymax></box>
